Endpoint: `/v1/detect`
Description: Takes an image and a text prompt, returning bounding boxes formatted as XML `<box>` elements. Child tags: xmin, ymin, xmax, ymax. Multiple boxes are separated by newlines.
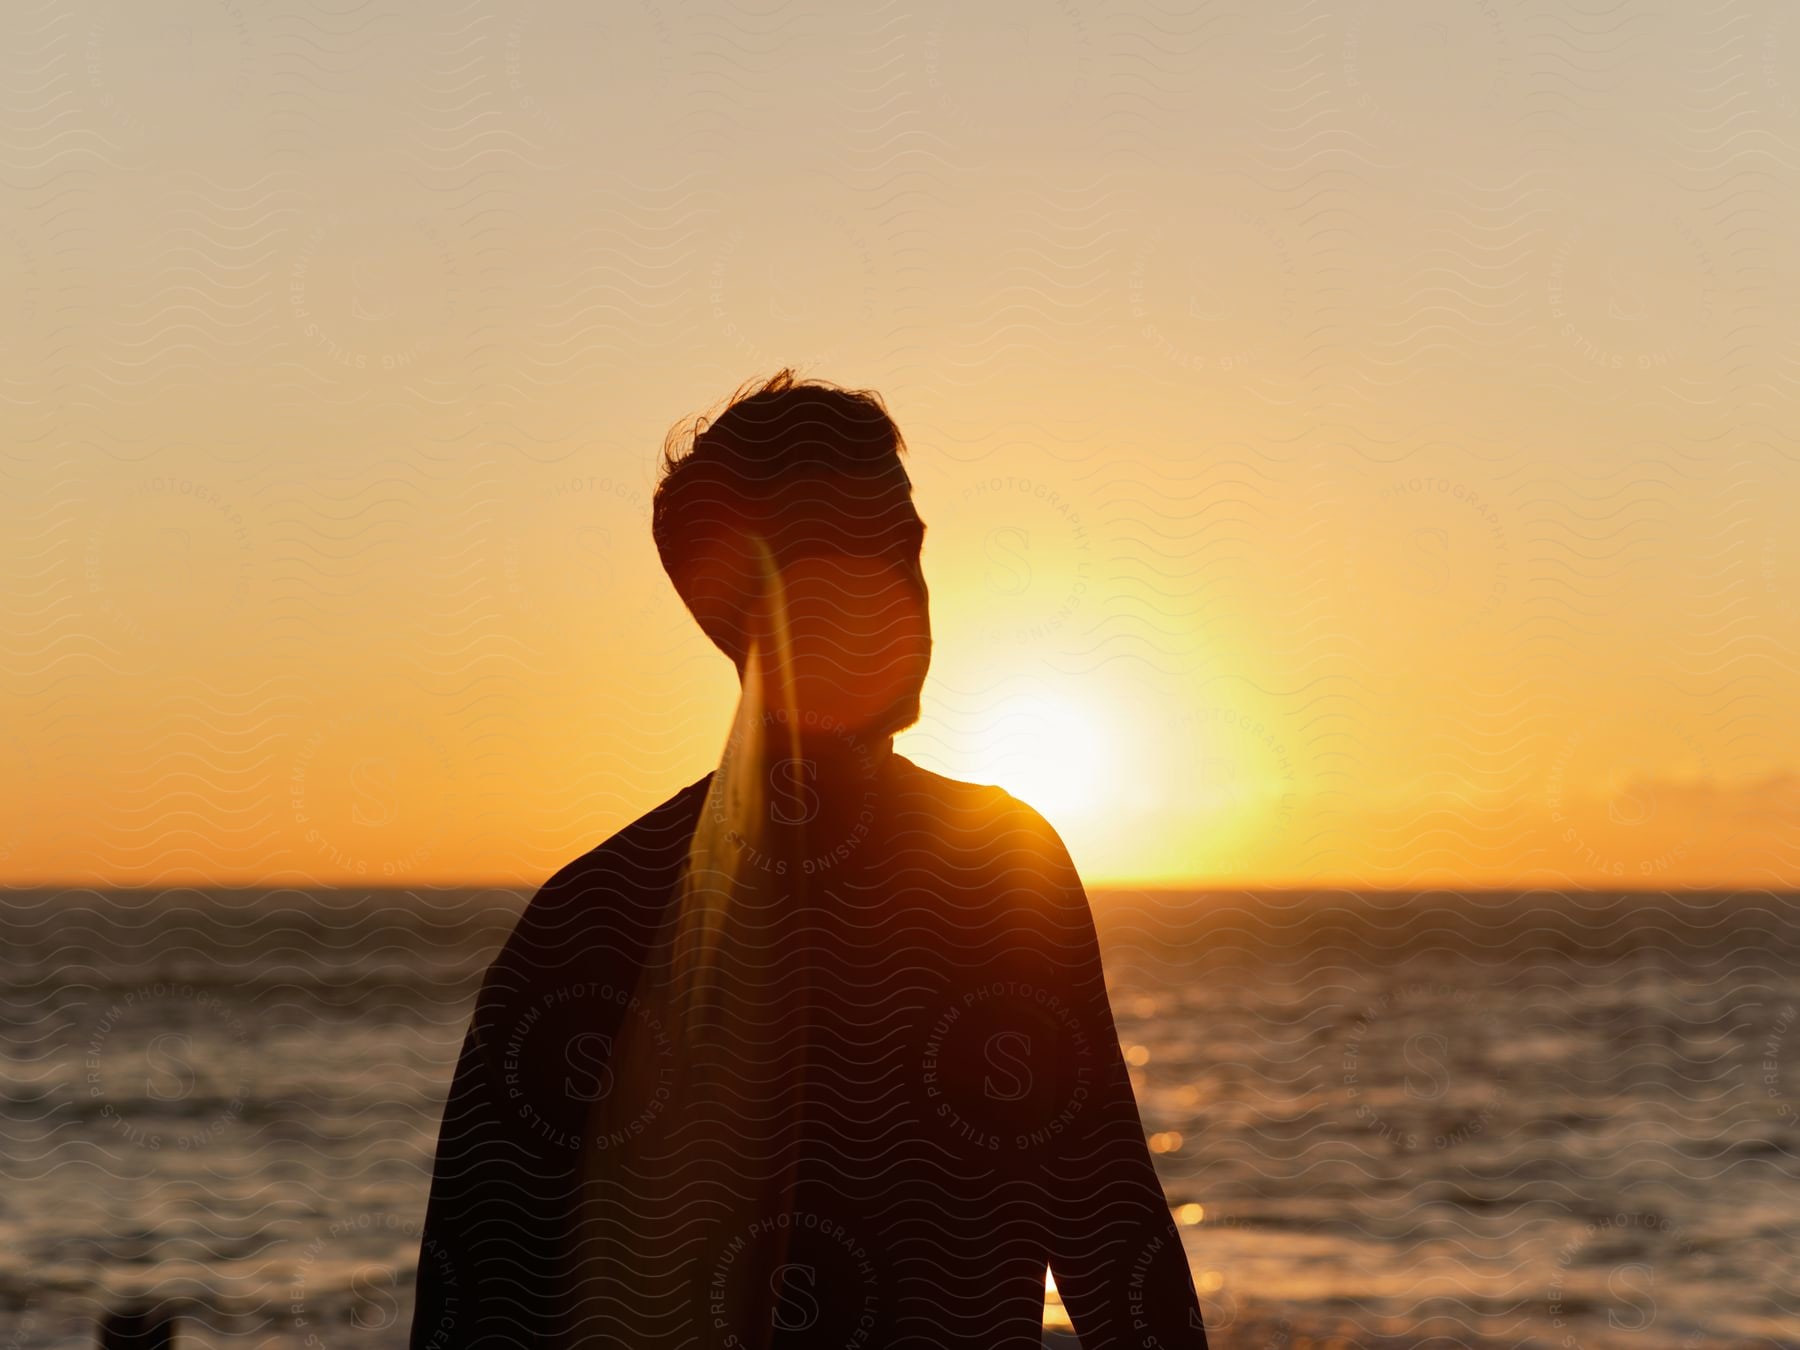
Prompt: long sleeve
<box><xmin>1035</xmin><ymin>825</ymin><xmax>1209</xmax><ymax>1350</ymax></box>
<box><xmin>409</xmin><ymin>921</ymin><xmax>578</xmax><ymax>1349</ymax></box>
<box><xmin>409</xmin><ymin>780</ymin><xmax>707</xmax><ymax>1349</ymax></box>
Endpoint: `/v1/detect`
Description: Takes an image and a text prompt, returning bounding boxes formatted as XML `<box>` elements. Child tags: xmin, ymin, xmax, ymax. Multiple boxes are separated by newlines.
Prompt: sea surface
<box><xmin>1</xmin><ymin>886</ymin><xmax>1797</xmax><ymax>1349</ymax></box>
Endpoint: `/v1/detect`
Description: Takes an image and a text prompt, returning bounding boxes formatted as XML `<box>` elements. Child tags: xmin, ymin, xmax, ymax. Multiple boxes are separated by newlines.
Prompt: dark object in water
<box><xmin>96</xmin><ymin>1303</ymin><xmax>177</xmax><ymax>1349</ymax></box>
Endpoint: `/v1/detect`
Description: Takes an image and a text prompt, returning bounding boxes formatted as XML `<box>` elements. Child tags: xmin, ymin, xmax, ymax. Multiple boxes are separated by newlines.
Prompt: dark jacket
<box><xmin>410</xmin><ymin>754</ymin><xmax>1206</xmax><ymax>1349</ymax></box>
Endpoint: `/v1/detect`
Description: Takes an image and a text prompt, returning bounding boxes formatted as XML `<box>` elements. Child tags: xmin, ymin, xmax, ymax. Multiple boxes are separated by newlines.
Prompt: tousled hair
<box><xmin>652</xmin><ymin>369</ymin><xmax>912</xmax><ymax>664</ymax></box>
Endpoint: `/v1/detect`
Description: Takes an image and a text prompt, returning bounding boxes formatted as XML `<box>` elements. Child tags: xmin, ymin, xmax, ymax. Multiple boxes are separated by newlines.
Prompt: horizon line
<box><xmin>1</xmin><ymin>878</ymin><xmax>1795</xmax><ymax>897</ymax></box>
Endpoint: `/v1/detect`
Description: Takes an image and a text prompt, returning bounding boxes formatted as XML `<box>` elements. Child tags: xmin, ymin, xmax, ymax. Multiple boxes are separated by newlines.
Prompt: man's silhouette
<box><xmin>410</xmin><ymin>371</ymin><xmax>1207</xmax><ymax>1348</ymax></box>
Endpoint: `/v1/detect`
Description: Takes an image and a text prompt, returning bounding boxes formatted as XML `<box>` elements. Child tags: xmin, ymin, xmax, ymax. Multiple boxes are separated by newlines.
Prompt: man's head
<box><xmin>653</xmin><ymin>370</ymin><xmax>931</xmax><ymax>739</ymax></box>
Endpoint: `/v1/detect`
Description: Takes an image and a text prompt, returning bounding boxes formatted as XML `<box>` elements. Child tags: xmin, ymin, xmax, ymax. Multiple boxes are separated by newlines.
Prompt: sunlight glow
<box><xmin>951</xmin><ymin>690</ymin><xmax>1118</xmax><ymax>821</ymax></box>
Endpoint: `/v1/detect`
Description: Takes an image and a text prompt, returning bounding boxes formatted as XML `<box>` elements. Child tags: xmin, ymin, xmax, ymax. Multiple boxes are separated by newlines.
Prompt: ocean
<box><xmin>2</xmin><ymin>887</ymin><xmax>1796</xmax><ymax>1349</ymax></box>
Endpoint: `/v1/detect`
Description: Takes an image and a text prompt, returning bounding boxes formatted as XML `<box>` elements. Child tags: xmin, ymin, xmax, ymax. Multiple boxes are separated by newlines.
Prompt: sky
<box><xmin>2</xmin><ymin>0</ymin><xmax>1797</xmax><ymax>889</ymax></box>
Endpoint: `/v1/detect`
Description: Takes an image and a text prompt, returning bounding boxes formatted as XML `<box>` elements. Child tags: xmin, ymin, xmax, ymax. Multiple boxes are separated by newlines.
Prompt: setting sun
<box><xmin>930</xmin><ymin>689</ymin><xmax>1118</xmax><ymax>822</ymax></box>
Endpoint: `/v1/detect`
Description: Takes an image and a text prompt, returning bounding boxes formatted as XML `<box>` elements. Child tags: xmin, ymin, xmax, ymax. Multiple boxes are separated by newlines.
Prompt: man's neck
<box><xmin>769</xmin><ymin>718</ymin><xmax>895</xmax><ymax>783</ymax></box>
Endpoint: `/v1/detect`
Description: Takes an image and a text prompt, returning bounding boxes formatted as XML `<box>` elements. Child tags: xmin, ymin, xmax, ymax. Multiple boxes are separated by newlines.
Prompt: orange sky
<box><xmin>2</xmin><ymin>3</ymin><xmax>1797</xmax><ymax>889</ymax></box>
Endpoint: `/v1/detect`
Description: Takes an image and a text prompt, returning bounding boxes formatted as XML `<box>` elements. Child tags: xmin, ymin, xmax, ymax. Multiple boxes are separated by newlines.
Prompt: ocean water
<box><xmin>1</xmin><ymin>887</ymin><xmax>1796</xmax><ymax>1349</ymax></box>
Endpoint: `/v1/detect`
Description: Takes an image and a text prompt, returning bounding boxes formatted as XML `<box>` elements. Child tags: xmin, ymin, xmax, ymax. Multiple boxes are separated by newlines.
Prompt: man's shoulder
<box><xmin>891</xmin><ymin>753</ymin><xmax>1018</xmax><ymax>815</ymax></box>
<box><xmin>495</xmin><ymin>774</ymin><xmax>713</xmax><ymax>973</ymax></box>
<box><xmin>888</xmin><ymin>755</ymin><xmax>1074</xmax><ymax>868</ymax></box>
<box><xmin>538</xmin><ymin>771</ymin><xmax>715</xmax><ymax>896</ymax></box>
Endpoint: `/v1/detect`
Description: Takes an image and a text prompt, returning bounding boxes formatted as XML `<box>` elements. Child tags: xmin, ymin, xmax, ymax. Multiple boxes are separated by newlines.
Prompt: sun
<box><xmin>948</xmin><ymin>690</ymin><xmax>1117</xmax><ymax>822</ymax></box>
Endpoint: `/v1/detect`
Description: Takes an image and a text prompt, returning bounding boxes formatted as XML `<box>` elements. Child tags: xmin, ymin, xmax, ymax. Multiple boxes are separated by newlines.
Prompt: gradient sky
<box><xmin>2</xmin><ymin>0</ymin><xmax>1797</xmax><ymax>888</ymax></box>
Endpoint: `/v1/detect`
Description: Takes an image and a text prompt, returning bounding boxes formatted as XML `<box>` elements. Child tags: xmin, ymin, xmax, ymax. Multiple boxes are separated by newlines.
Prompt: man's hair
<box><xmin>652</xmin><ymin>369</ymin><xmax>910</xmax><ymax>665</ymax></box>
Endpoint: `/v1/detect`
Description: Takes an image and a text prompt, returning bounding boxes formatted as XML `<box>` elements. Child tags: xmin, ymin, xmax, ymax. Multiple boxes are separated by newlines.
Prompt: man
<box><xmin>410</xmin><ymin>371</ymin><xmax>1207</xmax><ymax>1349</ymax></box>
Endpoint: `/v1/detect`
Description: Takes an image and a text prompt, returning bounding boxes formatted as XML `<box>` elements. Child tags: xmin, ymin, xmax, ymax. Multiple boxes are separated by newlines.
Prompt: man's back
<box><xmin>411</xmin><ymin>753</ymin><xmax>1206</xmax><ymax>1349</ymax></box>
